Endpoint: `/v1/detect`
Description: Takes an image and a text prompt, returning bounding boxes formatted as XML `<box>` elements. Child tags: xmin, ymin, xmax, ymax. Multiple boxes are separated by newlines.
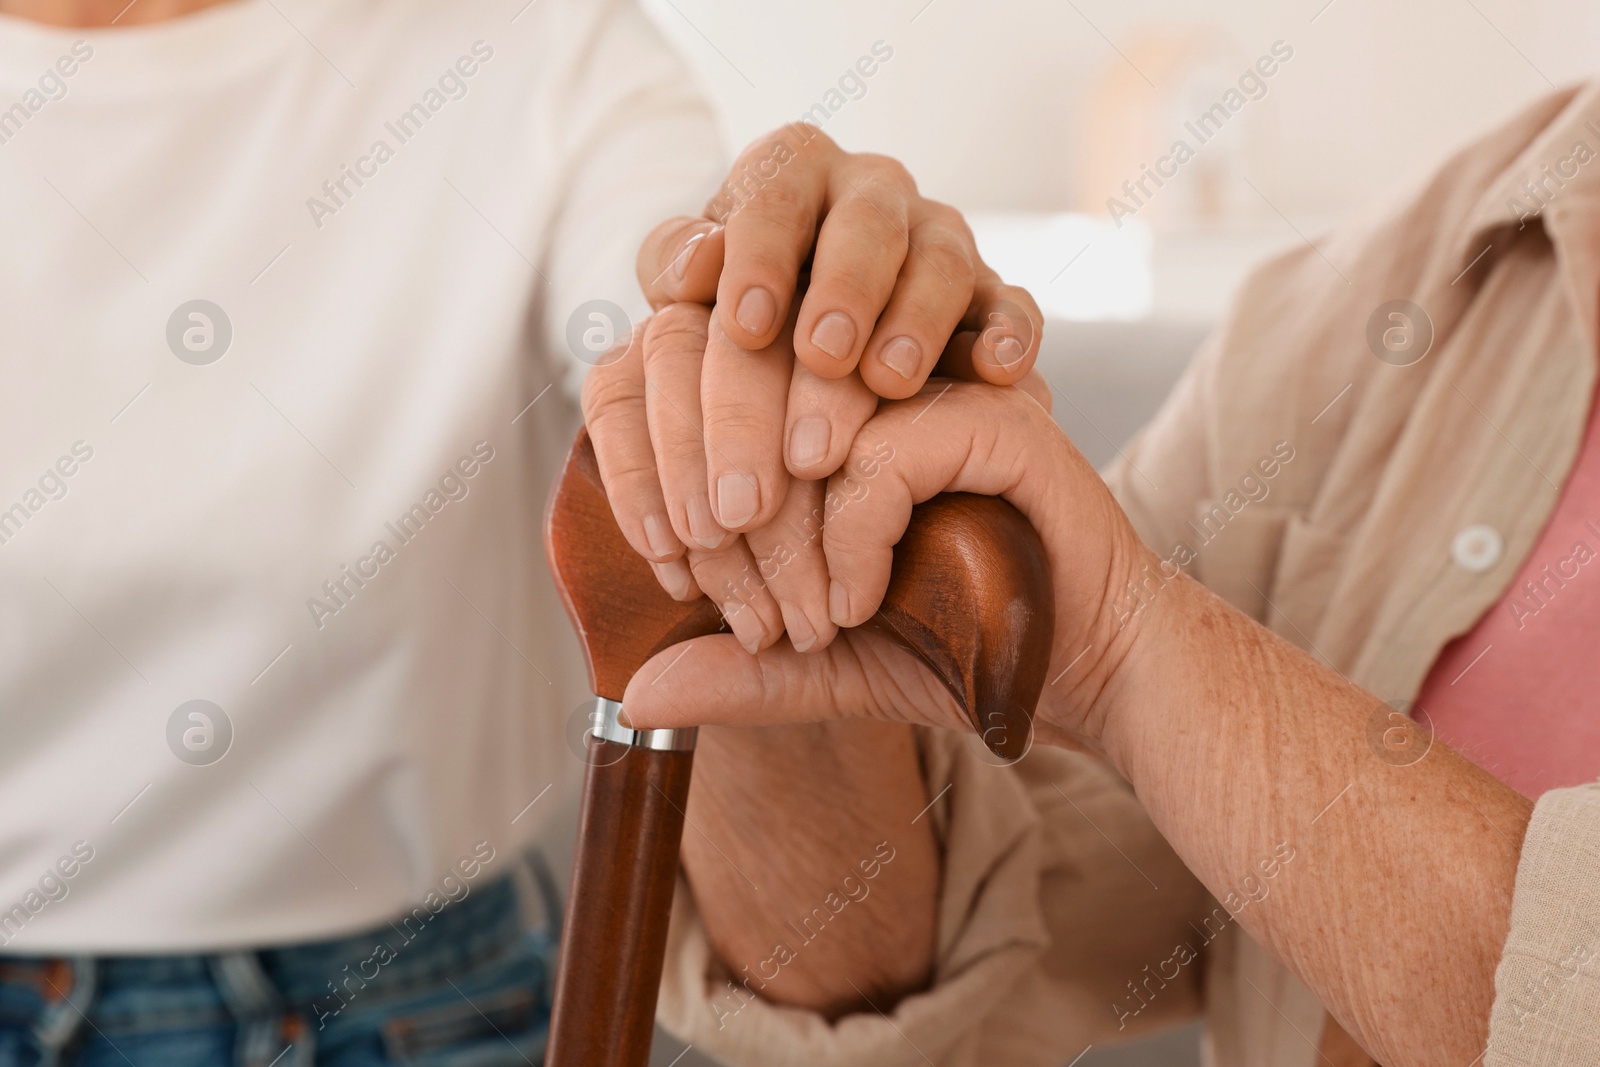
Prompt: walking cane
<box><xmin>543</xmin><ymin>427</ymin><xmax>1054</xmax><ymax>1066</ymax></box>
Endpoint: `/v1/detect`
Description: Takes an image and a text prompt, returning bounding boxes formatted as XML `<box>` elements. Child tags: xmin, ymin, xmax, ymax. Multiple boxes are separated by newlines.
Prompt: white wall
<box><xmin>643</xmin><ymin>0</ymin><xmax>1599</xmax><ymax>223</ymax></box>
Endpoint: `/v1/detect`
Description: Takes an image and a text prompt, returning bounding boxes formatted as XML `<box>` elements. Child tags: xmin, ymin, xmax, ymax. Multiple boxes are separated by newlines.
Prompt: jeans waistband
<box><xmin>0</xmin><ymin>847</ymin><xmax>562</xmax><ymax>1012</ymax></box>
<box><xmin>0</xmin><ymin>847</ymin><xmax>563</xmax><ymax>1067</ymax></box>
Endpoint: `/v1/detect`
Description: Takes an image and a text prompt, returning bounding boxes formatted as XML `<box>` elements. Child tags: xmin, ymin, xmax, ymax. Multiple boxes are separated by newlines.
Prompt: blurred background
<box><xmin>621</xmin><ymin>0</ymin><xmax>1594</xmax><ymax>1063</ymax></box>
<box><xmin>638</xmin><ymin>0</ymin><xmax>1597</xmax><ymax>474</ymax></box>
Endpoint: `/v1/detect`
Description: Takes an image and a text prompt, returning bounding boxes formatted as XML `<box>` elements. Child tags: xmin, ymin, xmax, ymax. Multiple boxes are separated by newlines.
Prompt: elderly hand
<box><xmin>616</xmin><ymin>377</ymin><xmax>1134</xmax><ymax>749</ymax></box>
<box><xmin>618</xmin><ymin>369</ymin><xmax>1531</xmax><ymax>1067</ymax></box>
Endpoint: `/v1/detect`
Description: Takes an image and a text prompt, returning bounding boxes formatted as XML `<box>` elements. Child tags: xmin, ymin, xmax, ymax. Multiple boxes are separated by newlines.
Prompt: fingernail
<box><xmin>810</xmin><ymin>312</ymin><xmax>857</xmax><ymax>361</ymax></box>
<box><xmin>643</xmin><ymin>513</ymin><xmax>676</xmax><ymax>558</ymax></box>
<box><xmin>716</xmin><ymin>472</ymin><xmax>758</xmax><ymax>528</ymax></box>
<box><xmin>828</xmin><ymin>580</ymin><xmax>850</xmax><ymax>625</ymax></box>
<box><xmin>670</xmin><ymin>227</ymin><xmax>711</xmax><ymax>280</ymax></box>
<box><xmin>983</xmin><ymin>335</ymin><xmax>1025</xmax><ymax>369</ymax></box>
<box><xmin>686</xmin><ymin>494</ymin><xmax>727</xmax><ymax>549</ymax></box>
<box><xmin>735</xmin><ymin>287</ymin><xmax>777</xmax><ymax>335</ymax></box>
<box><xmin>780</xmin><ymin>602</ymin><xmax>818</xmax><ymax>652</ymax></box>
<box><xmin>879</xmin><ymin>336</ymin><xmax>922</xmax><ymax>380</ymax></box>
<box><xmin>650</xmin><ymin>559</ymin><xmax>694</xmax><ymax>600</ymax></box>
<box><xmin>724</xmin><ymin>601</ymin><xmax>764</xmax><ymax>653</ymax></box>
<box><xmin>788</xmin><ymin>417</ymin><xmax>830</xmax><ymax>469</ymax></box>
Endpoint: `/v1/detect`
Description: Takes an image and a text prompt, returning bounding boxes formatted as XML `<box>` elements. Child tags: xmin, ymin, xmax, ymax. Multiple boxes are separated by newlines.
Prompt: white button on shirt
<box><xmin>0</xmin><ymin>0</ymin><xmax>720</xmax><ymax>950</ymax></box>
<box><xmin>1451</xmin><ymin>523</ymin><xmax>1505</xmax><ymax>572</ymax></box>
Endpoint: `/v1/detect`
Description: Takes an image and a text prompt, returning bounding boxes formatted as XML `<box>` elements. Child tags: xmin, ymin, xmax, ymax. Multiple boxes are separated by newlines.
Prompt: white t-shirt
<box><xmin>0</xmin><ymin>0</ymin><xmax>720</xmax><ymax>950</ymax></box>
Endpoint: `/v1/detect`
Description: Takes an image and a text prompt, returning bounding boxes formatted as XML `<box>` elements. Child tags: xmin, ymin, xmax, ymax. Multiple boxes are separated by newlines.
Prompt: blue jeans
<box><xmin>0</xmin><ymin>855</ymin><xmax>561</xmax><ymax>1067</ymax></box>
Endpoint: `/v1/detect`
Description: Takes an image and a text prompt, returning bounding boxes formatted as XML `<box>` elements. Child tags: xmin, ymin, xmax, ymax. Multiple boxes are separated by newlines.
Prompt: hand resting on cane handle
<box><xmin>624</xmin><ymin>377</ymin><xmax>1532</xmax><ymax>1067</ymax></box>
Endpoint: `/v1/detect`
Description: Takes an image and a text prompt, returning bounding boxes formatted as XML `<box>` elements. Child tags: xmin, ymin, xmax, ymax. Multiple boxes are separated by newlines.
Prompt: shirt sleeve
<box><xmin>656</xmin><ymin>730</ymin><xmax>1212</xmax><ymax>1065</ymax></box>
<box><xmin>533</xmin><ymin>0</ymin><xmax>726</xmax><ymax>402</ymax></box>
<box><xmin>1485</xmin><ymin>782</ymin><xmax>1600</xmax><ymax>1065</ymax></box>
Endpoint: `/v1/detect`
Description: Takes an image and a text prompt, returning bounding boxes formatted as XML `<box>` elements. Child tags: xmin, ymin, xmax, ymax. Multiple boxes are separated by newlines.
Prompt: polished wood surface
<box><xmin>545</xmin><ymin>738</ymin><xmax>693</xmax><ymax>1067</ymax></box>
<box><xmin>544</xmin><ymin>430</ymin><xmax>725</xmax><ymax>703</ymax></box>
<box><xmin>543</xmin><ymin>427</ymin><xmax>1054</xmax><ymax>1065</ymax></box>
<box><xmin>870</xmin><ymin>490</ymin><xmax>1054</xmax><ymax>760</ymax></box>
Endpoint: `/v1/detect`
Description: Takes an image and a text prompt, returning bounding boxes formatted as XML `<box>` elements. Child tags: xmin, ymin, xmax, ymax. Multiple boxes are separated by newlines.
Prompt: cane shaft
<box><xmin>546</xmin><ymin>739</ymin><xmax>694</xmax><ymax>1066</ymax></box>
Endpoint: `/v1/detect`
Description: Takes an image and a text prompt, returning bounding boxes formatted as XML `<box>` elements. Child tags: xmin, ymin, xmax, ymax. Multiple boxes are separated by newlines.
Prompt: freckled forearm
<box><xmin>681</xmin><ymin>720</ymin><xmax>939</xmax><ymax>1021</ymax></box>
<box><xmin>1096</xmin><ymin>575</ymin><xmax>1530</xmax><ymax>1065</ymax></box>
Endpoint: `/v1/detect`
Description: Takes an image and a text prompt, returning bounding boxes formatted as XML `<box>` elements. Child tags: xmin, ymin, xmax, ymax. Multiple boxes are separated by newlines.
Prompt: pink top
<box><xmin>1417</xmin><ymin>385</ymin><xmax>1600</xmax><ymax>800</ymax></box>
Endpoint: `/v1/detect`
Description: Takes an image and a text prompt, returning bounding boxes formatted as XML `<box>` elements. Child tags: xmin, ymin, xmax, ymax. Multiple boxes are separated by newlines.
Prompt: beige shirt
<box><xmin>658</xmin><ymin>80</ymin><xmax>1600</xmax><ymax>1066</ymax></box>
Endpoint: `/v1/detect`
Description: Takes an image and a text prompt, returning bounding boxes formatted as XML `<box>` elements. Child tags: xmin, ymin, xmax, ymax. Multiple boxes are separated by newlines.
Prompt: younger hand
<box><xmin>588</xmin><ymin>128</ymin><xmax>1044</xmax><ymax>612</ymax></box>
<box><xmin>582</xmin><ymin>303</ymin><xmax>840</xmax><ymax>654</ymax></box>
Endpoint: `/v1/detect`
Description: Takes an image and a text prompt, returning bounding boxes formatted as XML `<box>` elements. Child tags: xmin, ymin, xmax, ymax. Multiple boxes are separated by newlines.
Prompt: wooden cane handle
<box><xmin>544</xmin><ymin>428</ymin><xmax>1056</xmax><ymax>739</ymax></box>
<box><xmin>544</xmin><ymin>429</ymin><xmax>725</xmax><ymax>702</ymax></box>
<box><xmin>542</xmin><ymin>427</ymin><xmax>1054</xmax><ymax>1065</ymax></box>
